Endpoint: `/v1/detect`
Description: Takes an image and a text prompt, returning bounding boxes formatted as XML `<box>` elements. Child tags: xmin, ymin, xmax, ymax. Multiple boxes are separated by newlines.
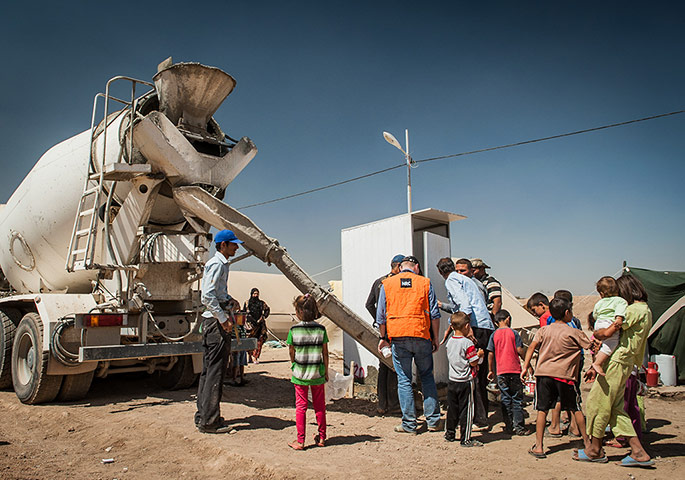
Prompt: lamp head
<box><xmin>383</xmin><ymin>131</ymin><xmax>405</xmax><ymax>153</ymax></box>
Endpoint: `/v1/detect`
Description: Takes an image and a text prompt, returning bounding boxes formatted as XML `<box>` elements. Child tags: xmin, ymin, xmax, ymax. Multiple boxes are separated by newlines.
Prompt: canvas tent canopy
<box><xmin>626</xmin><ymin>266</ymin><xmax>685</xmax><ymax>383</ymax></box>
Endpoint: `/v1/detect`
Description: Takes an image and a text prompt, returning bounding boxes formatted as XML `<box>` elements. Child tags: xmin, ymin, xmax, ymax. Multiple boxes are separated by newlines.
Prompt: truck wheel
<box><xmin>0</xmin><ymin>308</ymin><xmax>21</xmax><ymax>389</ymax></box>
<box><xmin>11</xmin><ymin>313</ymin><xmax>63</xmax><ymax>404</ymax></box>
<box><xmin>56</xmin><ymin>371</ymin><xmax>94</xmax><ymax>402</ymax></box>
<box><xmin>156</xmin><ymin>355</ymin><xmax>198</xmax><ymax>390</ymax></box>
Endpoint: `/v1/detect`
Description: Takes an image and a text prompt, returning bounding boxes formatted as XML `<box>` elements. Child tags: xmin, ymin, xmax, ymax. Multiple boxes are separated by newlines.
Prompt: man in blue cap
<box><xmin>195</xmin><ymin>229</ymin><xmax>243</xmax><ymax>433</ymax></box>
<box><xmin>365</xmin><ymin>254</ymin><xmax>404</xmax><ymax>415</ymax></box>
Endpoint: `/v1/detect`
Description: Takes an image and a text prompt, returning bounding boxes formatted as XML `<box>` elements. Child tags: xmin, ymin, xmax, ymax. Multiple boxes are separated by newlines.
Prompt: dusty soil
<box><xmin>1</xmin><ymin>346</ymin><xmax>683</xmax><ymax>480</ymax></box>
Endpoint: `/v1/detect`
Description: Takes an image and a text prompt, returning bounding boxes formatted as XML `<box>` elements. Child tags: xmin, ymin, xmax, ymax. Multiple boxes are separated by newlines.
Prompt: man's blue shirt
<box><xmin>201</xmin><ymin>251</ymin><xmax>232</xmax><ymax>324</ymax></box>
<box><xmin>444</xmin><ymin>272</ymin><xmax>494</xmax><ymax>330</ymax></box>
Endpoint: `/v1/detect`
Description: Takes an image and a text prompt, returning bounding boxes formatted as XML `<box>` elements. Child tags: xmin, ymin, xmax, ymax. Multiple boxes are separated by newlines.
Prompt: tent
<box><xmin>626</xmin><ymin>266</ymin><xmax>685</xmax><ymax>383</ymax></box>
<box><xmin>501</xmin><ymin>286</ymin><xmax>539</xmax><ymax>330</ymax></box>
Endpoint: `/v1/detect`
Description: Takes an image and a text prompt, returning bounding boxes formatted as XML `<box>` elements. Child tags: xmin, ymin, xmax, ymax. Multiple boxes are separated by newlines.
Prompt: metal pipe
<box><xmin>405</xmin><ymin>129</ymin><xmax>411</xmax><ymax>214</ymax></box>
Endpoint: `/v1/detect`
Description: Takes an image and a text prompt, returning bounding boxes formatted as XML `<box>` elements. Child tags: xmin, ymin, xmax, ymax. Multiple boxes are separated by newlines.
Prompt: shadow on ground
<box><xmin>227</xmin><ymin>414</ymin><xmax>294</xmax><ymax>431</ymax></box>
<box><xmin>326</xmin><ymin>434</ymin><xmax>381</xmax><ymax>446</ymax></box>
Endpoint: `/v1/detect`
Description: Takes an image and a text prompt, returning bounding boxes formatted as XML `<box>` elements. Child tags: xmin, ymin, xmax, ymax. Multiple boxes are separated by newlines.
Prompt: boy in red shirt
<box><xmin>527</xmin><ymin>292</ymin><xmax>551</xmax><ymax>327</ymax></box>
<box><xmin>487</xmin><ymin>310</ymin><xmax>527</xmax><ymax>435</ymax></box>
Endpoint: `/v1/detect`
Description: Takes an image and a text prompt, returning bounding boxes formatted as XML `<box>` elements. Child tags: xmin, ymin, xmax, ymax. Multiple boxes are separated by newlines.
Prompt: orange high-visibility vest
<box><xmin>382</xmin><ymin>271</ymin><xmax>431</xmax><ymax>340</ymax></box>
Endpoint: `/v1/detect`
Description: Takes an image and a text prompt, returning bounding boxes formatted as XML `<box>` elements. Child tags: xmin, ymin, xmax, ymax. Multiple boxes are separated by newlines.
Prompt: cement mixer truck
<box><xmin>0</xmin><ymin>60</ymin><xmax>388</xmax><ymax>404</ymax></box>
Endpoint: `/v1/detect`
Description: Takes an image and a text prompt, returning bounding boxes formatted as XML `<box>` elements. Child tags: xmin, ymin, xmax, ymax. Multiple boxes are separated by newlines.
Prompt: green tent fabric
<box><xmin>626</xmin><ymin>266</ymin><xmax>685</xmax><ymax>383</ymax></box>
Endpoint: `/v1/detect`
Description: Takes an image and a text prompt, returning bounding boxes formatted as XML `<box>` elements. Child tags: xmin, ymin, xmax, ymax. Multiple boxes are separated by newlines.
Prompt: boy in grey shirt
<box><xmin>444</xmin><ymin>312</ymin><xmax>484</xmax><ymax>446</ymax></box>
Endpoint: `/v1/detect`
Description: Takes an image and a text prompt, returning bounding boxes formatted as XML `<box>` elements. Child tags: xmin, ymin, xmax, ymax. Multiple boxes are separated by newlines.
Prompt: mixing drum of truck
<box><xmin>0</xmin><ymin>59</ymin><xmax>388</xmax><ymax>405</ymax></box>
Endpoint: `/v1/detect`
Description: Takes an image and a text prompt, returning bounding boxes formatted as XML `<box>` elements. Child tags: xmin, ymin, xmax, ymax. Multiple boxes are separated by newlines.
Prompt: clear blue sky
<box><xmin>1</xmin><ymin>1</ymin><xmax>683</xmax><ymax>297</ymax></box>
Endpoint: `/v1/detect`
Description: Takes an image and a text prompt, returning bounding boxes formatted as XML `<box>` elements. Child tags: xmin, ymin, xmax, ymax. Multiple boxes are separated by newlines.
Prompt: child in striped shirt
<box><xmin>287</xmin><ymin>293</ymin><xmax>329</xmax><ymax>450</ymax></box>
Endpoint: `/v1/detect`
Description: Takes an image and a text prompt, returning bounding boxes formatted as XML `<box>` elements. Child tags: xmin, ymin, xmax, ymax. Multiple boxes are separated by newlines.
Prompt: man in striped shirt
<box><xmin>471</xmin><ymin>258</ymin><xmax>502</xmax><ymax>318</ymax></box>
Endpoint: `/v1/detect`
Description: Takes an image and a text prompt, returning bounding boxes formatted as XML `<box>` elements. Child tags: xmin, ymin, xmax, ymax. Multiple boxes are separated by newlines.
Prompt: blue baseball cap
<box><xmin>214</xmin><ymin>229</ymin><xmax>243</xmax><ymax>245</ymax></box>
<box><xmin>391</xmin><ymin>254</ymin><xmax>405</xmax><ymax>265</ymax></box>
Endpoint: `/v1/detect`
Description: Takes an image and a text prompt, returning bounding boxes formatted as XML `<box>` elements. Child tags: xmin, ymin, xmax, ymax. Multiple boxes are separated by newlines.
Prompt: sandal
<box><xmin>528</xmin><ymin>445</ymin><xmax>546</xmax><ymax>459</ymax></box>
<box><xmin>618</xmin><ymin>455</ymin><xmax>655</xmax><ymax>468</ymax></box>
<box><xmin>313</xmin><ymin>435</ymin><xmax>326</xmax><ymax>447</ymax></box>
<box><xmin>573</xmin><ymin>449</ymin><xmax>608</xmax><ymax>463</ymax></box>
<box><xmin>288</xmin><ymin>441</ymin><xmax>305</xmax><ymax>451</ymax></box>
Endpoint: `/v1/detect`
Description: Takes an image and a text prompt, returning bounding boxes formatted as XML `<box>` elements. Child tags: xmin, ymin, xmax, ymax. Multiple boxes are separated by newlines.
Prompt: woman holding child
<box><xmin>574</xmin><ymin>274</ymin><xmax>654</xmax><ymax>467</ymax></box>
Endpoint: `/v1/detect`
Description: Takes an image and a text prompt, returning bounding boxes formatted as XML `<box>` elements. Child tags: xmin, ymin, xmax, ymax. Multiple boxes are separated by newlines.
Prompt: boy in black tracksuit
<box><xmin>444</xmin><ymin>312</ymin><xmax>484</xmax><ymax>447</ymax></box>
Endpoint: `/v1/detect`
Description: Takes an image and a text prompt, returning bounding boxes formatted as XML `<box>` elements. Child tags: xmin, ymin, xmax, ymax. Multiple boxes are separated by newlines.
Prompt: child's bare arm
<box><xmin>520</xmin><ymin>339</ymin><xmax>538</xmax><ymax>382</ymax></box>
<box><xmin>516</xmin><ymin>346</ymin><xmax>526</xmax><ymax>359</ymax></box>
<box><xmin>487</xmin><ymin>351</ymin><xmax>495</xmax><ymax>381</ymax></box>
<box><xmin>592</xmin><ymin>322</ymin><xmax>620</xmax><ymax>341</ymax></box>
<box><xmin>288</xmin><ymin>345</ymin><xmax>296</xmax><ymax>363</ymax></box>
<box><xmin>323</xmin><ymin>343</ymin><xmax>329</xmax><ymax>381</ymax></box>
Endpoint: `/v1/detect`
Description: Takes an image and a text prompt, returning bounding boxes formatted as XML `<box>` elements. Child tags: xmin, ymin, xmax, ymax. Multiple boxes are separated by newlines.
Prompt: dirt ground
<box><xmin>1</xmin><ymin>345</ymin><xmax>683</xmax><ymax>480</ymax></box>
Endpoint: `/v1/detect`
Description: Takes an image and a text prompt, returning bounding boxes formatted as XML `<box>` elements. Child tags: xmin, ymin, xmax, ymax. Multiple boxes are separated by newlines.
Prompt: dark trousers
<box><xmin>446</xmin><ymin>379</ymin><xmax>475</xmax><ymax>443</ymax></box>
<box><xmin>195</xmin><ymin>318</ymin><xmax>230</xmax><ymax>428</ymax></box>
<box><xmin>377</xmin><ymin>362</ymin><xmax>399</xmax><ymax>412</ymax></box>
<box><xmin>471</xmin><ymin>327</ymin><xmax>494</xmax><ymax>426</ymax></box>
<box><xmin>624</xmin><ymin>373</ymin><xmax>643</xmax><ymax>440</ymax></box>
<box><xmin>497</xmin><ymin>373</ymin><xmax>524</xmax><ymax>431</ymax></box>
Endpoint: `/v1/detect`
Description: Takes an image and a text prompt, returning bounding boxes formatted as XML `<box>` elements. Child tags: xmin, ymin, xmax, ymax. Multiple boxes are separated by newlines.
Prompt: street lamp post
<box><xmin>382</xmin><ymin>129</ymin><xmax>413</xmax><ymax>214</ymax></box>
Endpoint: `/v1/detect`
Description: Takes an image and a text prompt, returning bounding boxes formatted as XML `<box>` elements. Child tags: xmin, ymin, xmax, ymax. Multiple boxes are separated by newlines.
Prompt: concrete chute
<box><xmin>173</xmin><ymin>186</ymin><xmax>392</xmax><ymax>368</ymax></box>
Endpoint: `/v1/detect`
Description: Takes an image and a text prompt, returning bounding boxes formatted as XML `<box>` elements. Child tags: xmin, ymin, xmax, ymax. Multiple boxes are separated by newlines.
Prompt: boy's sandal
<box><xmin>288</xmin><ymin>441</ymin><xmax>305</xmax><ymax>451</ymax></box>
<box><xmin>618</xmin><ymin>455</ymin><xmax>655</xmax><ymax>468</ymax></box>
<box><xmin>573</xmin><ymin>449</ymin><xmax>608</xmax><ymax>463</ymax></box>
<box><xmin>605</xmin><ymin>439</ymin><xmax>625</xmax><ymax>448</ymax></box>
<box><xmin>313</xmin><ymin>435</ymin><xmax>326</xmax><ymax>447</ymax></box>
<box><xmin>528</xmin><ymin>445</ymin><xmax>546</xmax><ymax>459</ymax></box>
<box><xmin>573</xmin><ymin>447</ymin><xmax>606</xmax><ymax>457</ymax></box>
<box><xmin>544</xmin><ymin>428</ymin><xmax>563</xmax><ymax>438</ymax></box>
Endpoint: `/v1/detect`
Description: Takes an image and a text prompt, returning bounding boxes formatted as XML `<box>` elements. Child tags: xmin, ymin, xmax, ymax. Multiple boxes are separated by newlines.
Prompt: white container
<box><xmin>651</xmin><ymin>354</ymin><xmax>677</xmax><ymax>386</ymax></box>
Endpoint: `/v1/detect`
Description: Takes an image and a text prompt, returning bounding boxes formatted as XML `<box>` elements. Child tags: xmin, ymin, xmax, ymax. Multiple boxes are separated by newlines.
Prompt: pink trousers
<box><xmin>294</xmin><ymin>384</ymin><xmax>326</xmax><ymax>444</ymax></box>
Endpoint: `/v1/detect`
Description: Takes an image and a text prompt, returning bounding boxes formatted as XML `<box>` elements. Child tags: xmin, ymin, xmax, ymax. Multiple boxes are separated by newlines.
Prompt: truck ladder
<box><xmin>65</xmin><ymin>77</ymin><xmax>154</xmax><ymax>272</ymax></box>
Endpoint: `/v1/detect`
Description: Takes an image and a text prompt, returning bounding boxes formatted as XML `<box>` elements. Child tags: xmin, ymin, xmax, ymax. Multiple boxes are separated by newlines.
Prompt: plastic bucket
<box><xmin>651</xmin><ymin>354</ymin><xmax>677</xmax><ymax>386</ymax></box>
<box><xmin>233</xmin><ymin>312</ymin><xmax>246</xmax><ymax>326</ymax></box>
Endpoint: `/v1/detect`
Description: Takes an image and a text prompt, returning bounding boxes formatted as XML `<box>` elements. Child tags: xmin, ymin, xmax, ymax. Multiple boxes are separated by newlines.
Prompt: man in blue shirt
<box><xmin>195</xmin><ymin>229</ymin><xmax>242</xmax><ymax>434</ymax></box>
<box><xmin>436</xmin><ymin>257</ymin><xmax>494</xmax><ymax>430</ymax></box>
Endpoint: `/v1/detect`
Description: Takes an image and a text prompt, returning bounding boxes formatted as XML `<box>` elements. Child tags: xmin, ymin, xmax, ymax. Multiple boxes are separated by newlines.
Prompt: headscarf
<box><xmin>247</xmin><ymin>288</ymin><xmax>264</xmax><ymax>321</ymax></box>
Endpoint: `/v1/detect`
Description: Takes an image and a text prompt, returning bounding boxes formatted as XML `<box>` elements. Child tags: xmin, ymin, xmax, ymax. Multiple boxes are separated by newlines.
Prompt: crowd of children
<box><xmin>277</xmin><ymin>274</ymin><xmax>653</xmax><ymax>471</ymax></box>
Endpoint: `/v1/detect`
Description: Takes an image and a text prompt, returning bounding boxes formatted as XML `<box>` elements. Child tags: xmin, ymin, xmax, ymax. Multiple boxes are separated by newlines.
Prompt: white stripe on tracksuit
<box><xmin>465</xmin><ymin>378</ymin><xmax>474</xmax><ymax>441</ymax></box>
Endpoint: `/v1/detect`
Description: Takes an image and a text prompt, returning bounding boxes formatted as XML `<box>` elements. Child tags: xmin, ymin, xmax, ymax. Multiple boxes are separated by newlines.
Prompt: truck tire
<box><xmin>56</xmin><ymin>371</ymin><xmax>94</xmax><ymax>402</ymax></box>
<box><xmin>0</xmin><ymin>308</ymin><xmax>21</xmax><ymax>389</ymax></box>
<box><xmin>156</xmin><ymin>355</ymin><xmax>198</xmax><ymax>390</ymax></box>
<box><xmin>11</xmin><ymin>313</ymin><xmax>63</xmax><ymax>404</ymax></box>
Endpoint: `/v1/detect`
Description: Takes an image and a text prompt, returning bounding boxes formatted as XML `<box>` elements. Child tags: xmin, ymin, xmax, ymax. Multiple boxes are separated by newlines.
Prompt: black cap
<box><xmin>403</xmin><ymin>255</ymin><xmax>420</xmax><ymax>266</ymax></box>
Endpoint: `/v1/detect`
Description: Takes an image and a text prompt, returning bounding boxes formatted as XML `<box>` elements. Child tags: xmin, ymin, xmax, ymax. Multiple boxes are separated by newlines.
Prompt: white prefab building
<box><xmin>341</xmin><ymin>208</ymin><xmax>465</xmax><ymax>384</ymax></box>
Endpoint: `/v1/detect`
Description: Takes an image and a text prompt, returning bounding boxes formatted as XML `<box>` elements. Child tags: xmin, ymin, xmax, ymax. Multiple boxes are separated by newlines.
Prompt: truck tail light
<box><xmin>78</xmin><ymin>313</ymin><xmax>127</xmax><ymax>327</ymax></box>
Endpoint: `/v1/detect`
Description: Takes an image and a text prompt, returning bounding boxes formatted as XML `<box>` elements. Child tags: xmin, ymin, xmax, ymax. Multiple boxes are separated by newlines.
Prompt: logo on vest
<box><xmin>400</xmin><ymin>278</ymin><xmax>412</xmax><ymax>288</ymax></box>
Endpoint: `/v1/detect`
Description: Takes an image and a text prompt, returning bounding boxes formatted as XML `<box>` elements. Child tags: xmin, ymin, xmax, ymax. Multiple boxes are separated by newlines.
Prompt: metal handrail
<box><xmin>66</xmin><ymin>75</ymin><xmax>155</xmax><ymax>274</ymax></box>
